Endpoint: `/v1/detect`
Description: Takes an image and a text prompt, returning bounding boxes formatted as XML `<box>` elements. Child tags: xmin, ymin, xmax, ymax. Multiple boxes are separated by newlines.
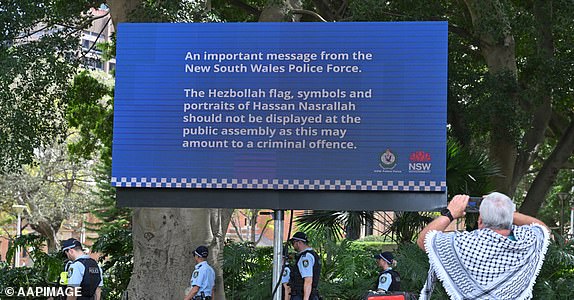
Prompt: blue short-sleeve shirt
<box><xmin>67</xmin><ymin>255</ymin><xmax>103</xmax><ymax>287</ymax></box>
<box><xmin>377</xmin><ymin>270</ymin><xmax>393</xmax><ymax>291</ymax></box>
<box><xmin>190</xmin><ymin>261</ymin><xmax>215</xmax><ymax>296</ymax></box>
<box><xmin>297</xmin><ymin>248</ymin><xmax>315</xmax><ymax>278</ymax></box>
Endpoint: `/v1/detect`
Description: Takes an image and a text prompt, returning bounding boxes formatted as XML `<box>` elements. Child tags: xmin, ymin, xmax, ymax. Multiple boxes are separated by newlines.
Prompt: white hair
<box><xmin>479</xmin><ymin>192</ymin><xmax>516</xmax><ymax>230</ymax></box>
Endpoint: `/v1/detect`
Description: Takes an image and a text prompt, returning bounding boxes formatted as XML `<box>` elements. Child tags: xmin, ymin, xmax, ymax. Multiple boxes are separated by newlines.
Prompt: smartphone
<box><xmin>466</xmin><ymin>197</ymin><xmax>483</xmax><ymax>213</ymax></box>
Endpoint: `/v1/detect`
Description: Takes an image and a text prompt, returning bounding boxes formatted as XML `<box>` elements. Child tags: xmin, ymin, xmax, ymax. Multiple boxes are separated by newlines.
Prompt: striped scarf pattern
<box><xmin>420</xmin><ymin>224</ymin><xmax>549</xmax><ymax>300</ymax></box>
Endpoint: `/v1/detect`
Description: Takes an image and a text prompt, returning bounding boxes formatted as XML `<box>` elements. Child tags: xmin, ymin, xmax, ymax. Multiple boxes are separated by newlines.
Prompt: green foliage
<box><xmin>0</xmin><ymin>0</ymin><xmax>103</xmax><ymax>174</ymax></box>
<box><xmin>296</xmin><ymin>210</ymin><xmax>374</xmax><ymax>241</ymax></box>
<box><xmin>384</xmin><ymin>212</ymin><xmax>433</xmax><ymax>244</ymax></box>
<box><xmin>223</xmin><ymin>229</ymin><xmax>574</xmax><ymax>300</ymax></box>
<box><xmin>393</xmin><ymin>243</ymin><xmax>448</xmax><ymax>299</ymax></box>
<box><xmin>533</xmin><ymin>234</ymin><xmax>574</xmax><ymax>299</ymax></box>
<box><xmin>0</xmin><ymin>234</ymin><xmax>64</xmax><ymax>293</ymax></box>
<box><xmin>219</xmin><ymin>235</ymin><xmax>574</xmax><ymax>300</ymax></box>
<box><xmin>223</xmin><ymin>239</ymin><xmax>379</xmax><ymax>300</ymax></box>
<box><xmin>87</xmin><ymin>155</ymin><xmax>132</xmax><ymax>300</ymax></box>
<box><xmin>223</xmin><ymin>241</ymin><xmax>273</xmax><ymax>300</ymax></box>
<box><xmin>318</xmin><ymin>240</ymin><xmax>379</xmax><ymax>300</ymax></box>
<box><xmin>64</xmin><ymin>32</ymin><xmax>131</xmax><ymax>300</ymax></box>
<box><xmin>211</xmin><ymin>0</ymin><xmax>266</xmax><ymax>22</ymax></box>
<box><xmin>0</xmin><ymin>140</ymin><xmax>98</xmax><ymax>249</ymax></box>
<box><xmin>446</xmin><ymin>139</ymin><xmax>501</xmax><ymax>197</ymax></box>
<box><xmin>128</xmin><ymin>0</ymin><xmax>221</xmax><ymax>23</ymax></box>
<box><xmin>66</xmin><ymin>71</ymin><xmax>114</xmax><ymax>160</ymax></box>
<box><xmin>91</xmin><ymin>223</ymin><xmax>133</xmax><ymax>300</ymax></box>
<box><xmin>467</xmin><ymin>71</ymin><xmax>523</xmax><ymax>141</ymax></box>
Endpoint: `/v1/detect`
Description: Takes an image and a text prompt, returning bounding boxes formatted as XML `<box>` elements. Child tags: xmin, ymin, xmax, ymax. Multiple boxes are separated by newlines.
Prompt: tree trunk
<box><xmin>106</xmin><ymin>0</ymin><xmax>141</xmax><ymax>25</ymax></box>
<box><xmin>259</xmin><ymin>0</ymin><xmax>302</xmax><ymax>22</ymax></box>
<box><xmin>345</xmin><ymin>224</ymin><xmax>361</xmax><ymax>241</ymax></box>
<box><xmin>510</xmin><ymin>0</ymin><xmax>554</xmax><ymax>194</ymax></box>
<box><xmin>126</xmin><ymin>208</ymin><xmax>232</xmax><ymax>300</ymax></box>
<box><xmin>463</xmin><ymin>0</ymin><xmax>519</xmax><ymax>195</ymax></box>
<box><xmin>106</xmin><ymin>2</ymin><xmax>234</xmax><ymax>299</ymax></box>
<box><xmin>520</xmin><ymin>120</ymin><xmax>574</xmax><ymax>215</ymax></box>
<box><xmin>30</xmin><ymin>220</ymin><xmax>60</xmax><ymax>251</ymax></box>
<box><xmin>210</xmin><ymin>208</ymin><xmax>234</xmax><ymax>300</ymax></box>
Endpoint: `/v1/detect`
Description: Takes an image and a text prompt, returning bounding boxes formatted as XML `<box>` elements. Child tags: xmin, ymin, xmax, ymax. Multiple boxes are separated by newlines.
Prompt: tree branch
<box><xmin>520</xmin><ymin>120</ymin><xmax>574</xmax><ymax>215</ymax></box>
<box><xmin>57</xmin><ymin>12</ymin><xmax>111</xmax><ymax>31</ymax></box>
<box><xmin>511</xmin><ymin>0</ymin><xmax>555</xmax><ymax>193</ymax></box>
<box><xmin>225</xmin><ymin>0</ymin><xmax>261</xmax><ymax>17</ymax></box>
<box><xmin>80</xmin><ymin>17</ymin><xmax>112</xmax><ymax>60</ymax></box>
<box><xmin>254</xmin><ymin>219</ymin><xmax>272</xmax><ymax>245</ymax></box>
<box><xmin>448</xmin><ymin>23</ymin><xmax>479</xmax><ymax>46</ymax></box>
<box><xmin>14</xmin><ymin>25</ymin><xmax>50</xmax><ymax>40</ymax></box>
<box><xmin>230</xmin><ymin>217</ymin><xmax>244</xmax><ymax>242</ymax></box>
<box><xmin>291</xmin><ymin>9</ymin><xmax>328</xmax><ymax>22</ymax></box>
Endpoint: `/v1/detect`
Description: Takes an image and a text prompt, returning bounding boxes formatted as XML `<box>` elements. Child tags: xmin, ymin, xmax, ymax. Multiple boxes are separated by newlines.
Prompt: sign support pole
<box><xmin>272</xmin><ymin>210</ymin><xmax>284</xmax><ymax>300</ymax></box>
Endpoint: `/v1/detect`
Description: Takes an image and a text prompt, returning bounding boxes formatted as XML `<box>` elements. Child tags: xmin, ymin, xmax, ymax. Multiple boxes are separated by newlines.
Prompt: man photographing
<box><xmin>417</xmin><ymin>192</ymin><xmax>550</xmax><ymax>300</ymax></box>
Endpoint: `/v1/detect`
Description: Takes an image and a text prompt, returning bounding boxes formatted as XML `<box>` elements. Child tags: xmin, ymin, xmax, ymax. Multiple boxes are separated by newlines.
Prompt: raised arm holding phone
<box><xmin>417</xmin><ymin>192</ymin><xmax>550</xmax><ymax>300</ymax></box>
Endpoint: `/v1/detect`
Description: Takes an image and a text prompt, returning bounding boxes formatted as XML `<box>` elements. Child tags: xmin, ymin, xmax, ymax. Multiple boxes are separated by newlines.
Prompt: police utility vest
<box><xmin>379</xmin><ymin>269</ymin><xmax>401</xmax><ymax>292</ymax></box>
<box><xmin>75</xmin><ymin>258</ymin><xmax>101</xmax><ymax>299</ymax></box>
<box><xmin>290</xmin><ymin>249</ymin><xmax>321</xmax><ymax>295</ymax></box>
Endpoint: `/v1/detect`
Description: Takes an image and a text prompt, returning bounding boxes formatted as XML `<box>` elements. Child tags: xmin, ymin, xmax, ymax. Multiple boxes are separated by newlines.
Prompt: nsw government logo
<box><xmin>409</xmin><ymin>151</ymin><xmax>432</xmax><ymax>173</ymax></box>
<box><xmin>379</xmin><ymin>149</ymin><xmax>397</xmax><ymax>170</ymax></box>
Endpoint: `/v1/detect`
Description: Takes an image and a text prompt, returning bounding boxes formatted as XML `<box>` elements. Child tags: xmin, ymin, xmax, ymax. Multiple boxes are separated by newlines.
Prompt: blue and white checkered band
<box><xmin>111</xmin><ymin>177</ymin><xmax>447</xmax><ymax>192</ymax></box>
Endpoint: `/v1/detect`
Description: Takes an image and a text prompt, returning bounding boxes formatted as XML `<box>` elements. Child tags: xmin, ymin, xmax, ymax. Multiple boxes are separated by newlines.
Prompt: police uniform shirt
<box><xmin>281</xmin><ymin>265</ymin><xmax>290</xmax><ymax>284</ymax></box>
<box><xmin>297</xmin><ymin>248</ymin><xmax>315</xmax><ymax>278</ymax></box>
<box><xmin>67</xmin><ymin>255</ymin><xmax>103</xmax><ymax>287</ymax></box>
<box><xmin>377</xmin><ymin>268</ymin><xmax>393</xmax><ymax>291</ymax></box>
<box><xmin>190</xmin><ymin>261</ymin><xmax>215</xmax><ymax>296</ymax></box>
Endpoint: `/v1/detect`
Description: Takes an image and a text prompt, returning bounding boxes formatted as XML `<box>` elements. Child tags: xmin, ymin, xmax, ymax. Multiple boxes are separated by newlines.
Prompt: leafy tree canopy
<box><xmin>0</xmin><ymin>0</ymin><xmax>103</xmax><ymax>173</ymax></box>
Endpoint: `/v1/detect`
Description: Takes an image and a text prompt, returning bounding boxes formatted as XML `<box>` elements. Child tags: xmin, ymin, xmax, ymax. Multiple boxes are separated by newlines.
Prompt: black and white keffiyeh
<box><xmin>420</xmin><ymin>224</ymin><xmax>549</xmax><ymax>300</ymax></box>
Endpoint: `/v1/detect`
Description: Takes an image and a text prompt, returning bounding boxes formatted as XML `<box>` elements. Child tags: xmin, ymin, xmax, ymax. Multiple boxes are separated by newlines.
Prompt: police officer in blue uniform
<box><xmin>61</xmin><ymin>238</ymin><xmax>103</xmax><ymax>300</ymax></box>
<box><xmin>184</xmin><ymin>246</ymin><xmax>215</xmax><ymax>300</ymax></box>
<box><xmin>374</xmin><ymin>251</ymin><xmax>400</xmax><ymax>292</ymax></box>
<box><xmin>289</xmin><ymin>232</ymin><xmax>321</xmax><ymax>300</ymax></box>
<box><xmin>281</xmin><ymin>254</ymin><xmax>292</xmax><ymax>300</ymax></box>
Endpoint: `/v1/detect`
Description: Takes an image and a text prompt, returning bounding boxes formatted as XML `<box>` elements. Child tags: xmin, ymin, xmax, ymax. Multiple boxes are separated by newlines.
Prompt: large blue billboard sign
<box><xmin>112</xmin><ymin>22</ymin><xmax>447</xmax><ymax>193</ymax></box>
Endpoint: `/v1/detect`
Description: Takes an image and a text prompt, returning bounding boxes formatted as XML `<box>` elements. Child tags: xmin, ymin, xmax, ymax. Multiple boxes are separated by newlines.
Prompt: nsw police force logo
<box><xmin>379</xmin><ymin>149</ymin><xmax>397</xmax><ymax>170</ymax></box>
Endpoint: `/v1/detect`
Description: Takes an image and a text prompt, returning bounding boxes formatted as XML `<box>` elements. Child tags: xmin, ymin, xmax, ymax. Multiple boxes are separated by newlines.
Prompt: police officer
<box><xmin>61</xmin><ymin>238</ymin><xmax>103</xmax><ymax>300</ymax></box>
<box><xmin>374</xmin><ymin>251</ymin><xmax>400</xmax><ymax>292</ymax></box>
<box><xmin>184</xmin><ymin>245</ymin><xmax>215</xmax><ymax>300</ymax></box>
<box><xmin>289</xmin><ymin>232</ymin><xmax>321</xmax><ymax>300</ymax></box>
<box><xmin>281</xmin><ymin>254</ymin><xmax>292</xmax><ymax>300</ymax></box>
